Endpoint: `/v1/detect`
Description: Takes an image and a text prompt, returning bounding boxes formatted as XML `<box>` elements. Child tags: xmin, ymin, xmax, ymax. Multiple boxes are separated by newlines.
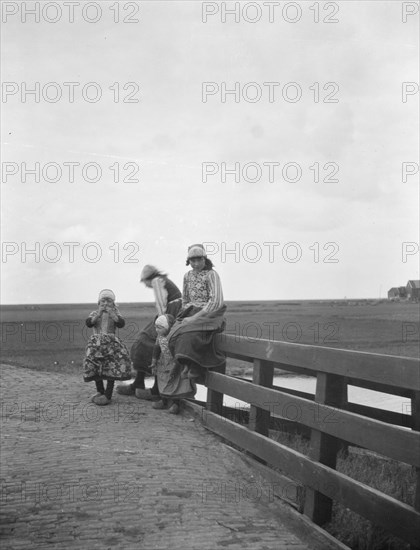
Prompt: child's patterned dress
<box><xmin>83</xmin><ymin>310</ymin><xmax>133</xmax><ymax>382</ymax></box>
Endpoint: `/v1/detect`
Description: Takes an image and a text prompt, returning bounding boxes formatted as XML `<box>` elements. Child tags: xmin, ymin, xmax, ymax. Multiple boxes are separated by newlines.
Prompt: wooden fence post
<box><xmin>206</xmin><ymin>361</ymin><xmax>226</xmax><ymax>414</ymax></box>
<box><xmin>247</xmin><ymin>359</ymin><xmax>274</xmax><ymax>465</ymax></box>
<box><xmin>411</xmin><ymin>390</ymin><xmax>420</xmax><ymax>550</ymax></box>
<box><xmin>248</xmin><ymin>359</ymin><xmax>274</xmax><ymax>437</ymax></box>
<box><xmin>304</xmin><ymin>372</ymin><xmax>347</xmax><ymax>525</ymax></box>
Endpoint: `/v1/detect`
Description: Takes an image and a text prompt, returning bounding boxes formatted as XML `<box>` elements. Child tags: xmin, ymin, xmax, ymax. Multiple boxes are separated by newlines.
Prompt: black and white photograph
<box><xmin>1</xmin><ymin>1</ymin><xmax>419</xmax><ymax>549</ymax></box>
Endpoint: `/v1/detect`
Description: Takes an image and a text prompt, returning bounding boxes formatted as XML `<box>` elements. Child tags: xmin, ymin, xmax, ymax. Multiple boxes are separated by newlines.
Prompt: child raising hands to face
<box><xmin>83</xmin><ymin>289</ymin><xmax>133</xmax><ymax>405</ymax></box>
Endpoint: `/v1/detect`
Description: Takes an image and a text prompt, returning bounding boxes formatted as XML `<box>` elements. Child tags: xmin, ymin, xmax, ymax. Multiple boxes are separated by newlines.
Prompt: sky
<box><xmin>1</xmin><ymin>0</ymin><xmax>419</xmax><ymax>304</ymax></box>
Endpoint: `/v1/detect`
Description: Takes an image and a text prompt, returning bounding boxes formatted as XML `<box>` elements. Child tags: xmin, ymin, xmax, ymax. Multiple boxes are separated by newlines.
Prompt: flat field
<box><xmin>1</xmin><ymin>299</ymin><xmax>419</xmax><ymax>375</ymax></box>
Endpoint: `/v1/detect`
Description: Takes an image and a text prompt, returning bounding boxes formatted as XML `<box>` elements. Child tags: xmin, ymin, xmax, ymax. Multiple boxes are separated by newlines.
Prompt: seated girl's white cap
<box><xmin>187</xmin><ymin>244</ymin><xmax>207</xmax><ymax>259</ymax></box>
<box><xmin>98</xmin><ymin>289</ymin><xmax>115</xmax><ymax>301</ymax></box>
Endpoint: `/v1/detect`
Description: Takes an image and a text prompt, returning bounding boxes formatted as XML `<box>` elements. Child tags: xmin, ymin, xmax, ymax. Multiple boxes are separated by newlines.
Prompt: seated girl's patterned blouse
<box><xmin>86</xmin><ymin>311</ymin><xmax>125</xmax><ymax>335</ymax></box>
<box><xmin>182</xmin><ymin>269</ymin><xmax>224</xmax><ymax>313</ymax></box>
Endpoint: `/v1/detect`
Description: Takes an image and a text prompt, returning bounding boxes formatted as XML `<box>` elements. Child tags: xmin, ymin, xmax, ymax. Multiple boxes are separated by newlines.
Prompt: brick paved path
<box><xmin>1</xmin><ymin>365</ymin><xmax>319</xmax><ymax>550</ymax></box>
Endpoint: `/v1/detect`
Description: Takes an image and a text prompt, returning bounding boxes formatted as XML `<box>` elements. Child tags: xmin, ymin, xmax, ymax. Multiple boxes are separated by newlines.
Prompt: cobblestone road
<box><xmin>1</xmin><ymin>364</ymin><xmax>324</xmax><ymax>550</ymax></box>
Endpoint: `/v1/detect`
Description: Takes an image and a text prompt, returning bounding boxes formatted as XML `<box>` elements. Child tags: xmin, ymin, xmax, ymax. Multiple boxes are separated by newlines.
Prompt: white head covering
<box><xmin>140</xmin><ymin>265</ymin><xmax>159</xmax><ymax>281</ymax></box>
<box><xmin>98</xmin><ymin>289</ymin><xmax>116</xmax><ymax>302</ymax></box>
<box><xmin>187</xmin><ymin>244</ymin><xmax>207</xmax><ymax>259</ymax></box>
<box><xmin>155</xmin><ymin>314</ymin><xmax>169</xmax><ymax>330</ymax></box>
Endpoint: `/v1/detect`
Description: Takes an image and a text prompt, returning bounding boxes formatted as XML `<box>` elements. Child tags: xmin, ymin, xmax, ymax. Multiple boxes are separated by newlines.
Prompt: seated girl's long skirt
<box><xmin>168</xmin><ymin>305</ymin><xmax>226</xmax><ymax>370</ymax></box>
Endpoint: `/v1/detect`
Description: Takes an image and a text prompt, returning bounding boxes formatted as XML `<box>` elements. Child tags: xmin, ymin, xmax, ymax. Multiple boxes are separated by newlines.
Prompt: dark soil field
<box><xmin>1</xmin><ymin>299</ymin><xmax>419</xmax><ymax>375</ymax></box>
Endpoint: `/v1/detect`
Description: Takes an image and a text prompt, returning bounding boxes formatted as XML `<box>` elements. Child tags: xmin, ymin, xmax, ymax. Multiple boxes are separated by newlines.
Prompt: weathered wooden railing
<box><xmin>199</xmin><ymin>334</ymin><xmax>420</xmax><ymax>548</ymax></box>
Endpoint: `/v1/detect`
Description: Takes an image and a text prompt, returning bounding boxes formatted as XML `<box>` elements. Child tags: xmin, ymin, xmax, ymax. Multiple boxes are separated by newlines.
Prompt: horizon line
<box><xmin>0</xmin><ymin>297</ymin><xmax>395</xmax><ymax>307</ymax></box>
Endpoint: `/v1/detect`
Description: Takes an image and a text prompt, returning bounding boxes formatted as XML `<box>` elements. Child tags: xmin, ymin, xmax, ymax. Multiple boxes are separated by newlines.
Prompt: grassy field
<box><xmin>1</xmin><ymin>299</ymin><xmax>419</xmax><ymax>550</ymax></box>
<box><xmin>270</xmin><ymin>429</ymin><xmax>416</xmax><ymax>550</ymax></box>
<box><xmin>1</xmin><ymin>299</ymin><xmax>419</xmax><ymax>374</ymax></box>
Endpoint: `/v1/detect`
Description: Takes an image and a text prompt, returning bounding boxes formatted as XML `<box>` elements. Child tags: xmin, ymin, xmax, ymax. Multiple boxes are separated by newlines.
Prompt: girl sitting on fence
<box><xmin>168</xmin><ymin>244</ymin><xmax>226</xmax><ymax>383</ymax></box>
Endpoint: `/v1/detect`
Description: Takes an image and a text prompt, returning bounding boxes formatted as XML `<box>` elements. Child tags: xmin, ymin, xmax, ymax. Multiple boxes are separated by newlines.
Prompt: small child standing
<box><xmin>83</xmin><ymin>289</ymin><xmax>133</xmax><ymax>405</ymax></box>
<box><xmin>150</xmin><ymin>314</ymin><xmax>196</xmax><ymax>414</ymax></box>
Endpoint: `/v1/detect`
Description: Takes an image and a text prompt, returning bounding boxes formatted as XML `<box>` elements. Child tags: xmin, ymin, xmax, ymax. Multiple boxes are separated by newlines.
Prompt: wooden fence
<box><xmin>198</xmin><ymin>334</ymin><xmax>420</xmax><ymax>548</ymax></box>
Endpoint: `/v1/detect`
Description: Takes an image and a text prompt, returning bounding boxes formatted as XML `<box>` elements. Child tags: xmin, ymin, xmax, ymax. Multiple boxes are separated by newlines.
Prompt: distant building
<box><xmin>406</xmin><ymin>280</ymin><xmax>420</xmax><ymax>301</ymax></box>
<box><xmin>387</xmin><ymin>286</ymin><xmax>408</xmax><ymax>299</ymax></box>
<box><xmin>388</xmin><ymin>287</ymin><xmax>400</xmax><ymax>299</ymax></box>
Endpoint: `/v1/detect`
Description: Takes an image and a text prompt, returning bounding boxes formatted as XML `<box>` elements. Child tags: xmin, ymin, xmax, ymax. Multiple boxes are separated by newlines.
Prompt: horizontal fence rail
<box><xmin>206</xmin><ymin>372</ymin><xmax>420</xmax><ymax>467</ymax></box>
<box><xmin>218</xmin><ymin>334</ymin><xmax>420</xmax><ymax>391</ymax></box>
<box><xmin>197</xmin><ymin>334</ymin><xmax>420</xmax><ymax>548</ymax></box>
